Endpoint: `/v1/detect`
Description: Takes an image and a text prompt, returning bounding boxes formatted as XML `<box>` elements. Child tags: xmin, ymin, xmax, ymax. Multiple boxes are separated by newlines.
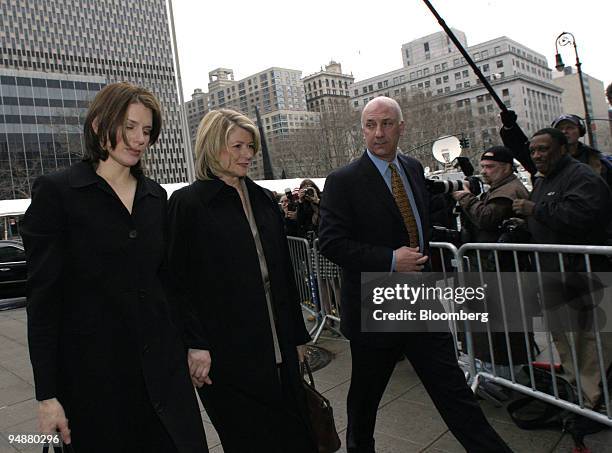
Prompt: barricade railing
<box><xmin>288</xmin><ymin>239</ymin><xmax>463</xmax><ymax>346</ymax></box>
<box><xmin>429</xmin><ymin>242</ymin><xmax>472</xmax><ymax>371</ymax></box>
<box><xmin>310</xmin><ymin>239</ymin><xmax>342</xmax><ymax>343</ymax></box>
<box><xmin>287</xmin><ymin>236</ymin><xmax>320</xmax><ymax>335</ymax></box>
<box><xmin>288</xmin><ymin>236</ymin><xmax>612</xmax><ymax>426</ymax></box>
<box><xmin>456</xmin><ymin>242</ymin><xmax>612</xmax><ymax>427</ymax></box>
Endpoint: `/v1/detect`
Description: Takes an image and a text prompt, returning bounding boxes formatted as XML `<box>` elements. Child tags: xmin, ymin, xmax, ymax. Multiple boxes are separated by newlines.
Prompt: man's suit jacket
<box><xmin>319</xmin><ymin>151</ymin><xmax>431</xmax><ymax>347</ymax></box>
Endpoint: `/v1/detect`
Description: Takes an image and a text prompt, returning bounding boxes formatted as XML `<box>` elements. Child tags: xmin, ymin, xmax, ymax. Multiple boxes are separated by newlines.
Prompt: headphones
<box><xmin>551</xmin><ymin>114</ymin><xmax>586</xmax><ymax>137</ymax></box>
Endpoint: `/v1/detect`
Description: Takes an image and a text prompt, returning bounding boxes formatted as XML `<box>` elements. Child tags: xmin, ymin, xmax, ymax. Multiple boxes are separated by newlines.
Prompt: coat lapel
<box><xmin>357</xmin><ymin>152</ymin><xmax>403</xmax><ymax>223</ymax></box>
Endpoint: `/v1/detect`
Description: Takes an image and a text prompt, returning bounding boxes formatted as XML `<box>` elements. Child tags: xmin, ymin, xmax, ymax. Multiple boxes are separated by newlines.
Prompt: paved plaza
<box><xmin>1</xmin><ymin>308</ymin><xmax>611</xmax><ymax>452</ymax></box>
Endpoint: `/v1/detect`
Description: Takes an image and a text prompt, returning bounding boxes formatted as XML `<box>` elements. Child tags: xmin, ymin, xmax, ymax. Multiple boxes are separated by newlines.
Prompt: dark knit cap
<box><xmin>480</xmin><ymin>145</ymin><xmax>513</xmax><ymax>164</ymax></box>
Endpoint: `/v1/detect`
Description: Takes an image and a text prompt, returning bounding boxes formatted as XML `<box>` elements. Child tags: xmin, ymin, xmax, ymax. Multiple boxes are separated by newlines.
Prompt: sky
<box><xmin>171</xmin><ymin>0</ymin><xmax>611</xmax><ymax>102</ymax></box>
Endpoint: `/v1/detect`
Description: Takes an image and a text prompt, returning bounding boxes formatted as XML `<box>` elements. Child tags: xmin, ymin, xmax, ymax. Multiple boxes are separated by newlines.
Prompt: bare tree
<box><xmin>269</xmin><ymin>103</ymin><xmax>364</xmax><ymax>178</ymax></box>
<box><xmin>262</xmin><ymin>92</ymin><xmax>504</xmax><ymax>178</ymax></box>
<box><xmin>396</xmin><ymin>92</ymin><xmax>503</xmax><ymax>171</ymax></box>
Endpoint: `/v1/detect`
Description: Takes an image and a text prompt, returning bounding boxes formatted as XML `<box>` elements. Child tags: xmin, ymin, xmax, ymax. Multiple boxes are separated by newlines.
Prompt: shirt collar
<box><xmin>366</xmin><ymin>149</ymin><xmax>399</xmax><ymax>177</ymax></box>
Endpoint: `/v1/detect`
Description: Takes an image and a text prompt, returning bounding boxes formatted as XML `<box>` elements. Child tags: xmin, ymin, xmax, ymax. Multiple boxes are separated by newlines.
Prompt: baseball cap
<box><xmin>480</xmin><ymin>146</ymin><xmax>513</xmax><ymax>164</ymax></box>
<box><xmin>551</xmin><ymin>114</ymin><xmax>582</xmax><ymax>128</ymax></box>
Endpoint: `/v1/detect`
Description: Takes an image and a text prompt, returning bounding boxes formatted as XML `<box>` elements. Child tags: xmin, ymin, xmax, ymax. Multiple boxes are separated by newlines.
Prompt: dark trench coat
<box><xmin>21</xmin><ymin>161</ymin><xmax>207</xmax><ymax>452</ymax></box>
<box><xmin>167</xmin><ymin>176</ymin><xmax>314</xmax><ymax>452</ymax></box>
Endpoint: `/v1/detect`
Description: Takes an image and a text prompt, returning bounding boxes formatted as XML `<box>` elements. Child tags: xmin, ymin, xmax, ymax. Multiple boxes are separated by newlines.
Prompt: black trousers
<box><xmin>346</xmin><ymin>333</ymin><xmax>513</xmax><ymax>453</ymax></box>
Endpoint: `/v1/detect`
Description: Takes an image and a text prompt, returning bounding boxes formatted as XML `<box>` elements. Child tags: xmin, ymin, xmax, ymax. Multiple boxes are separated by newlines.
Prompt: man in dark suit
<box><xmin>319</xmin><ymin>97</ymin><xmax>512</xmax><ymax>453</ymax></box>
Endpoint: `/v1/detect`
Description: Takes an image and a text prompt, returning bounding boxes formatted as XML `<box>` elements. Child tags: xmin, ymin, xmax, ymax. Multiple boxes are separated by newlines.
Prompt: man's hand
<box><xmin>395</xmin><ymin>246</ymin><xmax>428</xmax><ymax>272</ymax></box>
<box><xmin>286</xmin><ymin>210</ymin><xmax>297</xmax><ymax>220</ymax></box>
<box><xmin>500</xmin><ymin>109</ymin><xmax>518</xmax><ymax>129</ymax></box>
<box><xmin>296</xmin><ymin>344</ymin><xmax>307</xmax><ymax>363</ymax></box>
<box><xmin>512</xmin><ymin>199</ymin><xmax>535</xmax><ymax>216</ymax></box>
<box><xmin>38</xmin><ymin>398</ymin><xmax>71</xmax><ymax>444</ymax></box>
<box><xmin>188</xmin><ymin>348</ymin><xmax>212</xmax><ymax>388</ymax></box>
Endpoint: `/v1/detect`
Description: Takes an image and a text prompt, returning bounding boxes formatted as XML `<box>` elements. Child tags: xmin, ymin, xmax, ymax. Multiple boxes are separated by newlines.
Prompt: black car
<box><xmin>0</xmin><ymin>240</ymin><xmax>27</xmax><ymax>309</ymax></box>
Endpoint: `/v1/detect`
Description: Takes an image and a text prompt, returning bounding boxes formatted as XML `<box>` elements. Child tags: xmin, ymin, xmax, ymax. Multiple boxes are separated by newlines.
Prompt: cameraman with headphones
<box><xmin>500</xmin><ymin>111</ymin><xmax>612</xmax><ymax>189</ymax></box>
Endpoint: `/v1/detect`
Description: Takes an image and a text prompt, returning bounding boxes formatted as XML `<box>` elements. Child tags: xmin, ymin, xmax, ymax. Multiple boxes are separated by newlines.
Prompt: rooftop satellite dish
<box><xmin>432</xmin><ymin>136</ymin><xmax>462</xmax><ymax>164</ymax></box>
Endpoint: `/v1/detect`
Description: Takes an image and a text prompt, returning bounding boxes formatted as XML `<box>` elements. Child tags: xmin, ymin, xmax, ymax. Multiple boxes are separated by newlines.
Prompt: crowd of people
<box><xmin>21</xmin><ymin>80</ymin><xmax>612</xmax><ymax>453</ymax></box>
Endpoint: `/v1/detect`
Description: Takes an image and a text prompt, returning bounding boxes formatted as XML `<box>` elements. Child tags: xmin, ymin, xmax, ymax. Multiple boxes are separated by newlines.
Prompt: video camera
<box><xmin>425</xmin><ymin>157</ymin><xmax>484</xmax><ymax>196</ymax></box>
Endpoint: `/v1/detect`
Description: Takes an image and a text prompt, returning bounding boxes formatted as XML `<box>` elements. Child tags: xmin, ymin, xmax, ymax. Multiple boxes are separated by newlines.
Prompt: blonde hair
<box><xmin>194</xmin><ymin>109</ymin><xmax>260</xmax><ymax>180</ymax></box>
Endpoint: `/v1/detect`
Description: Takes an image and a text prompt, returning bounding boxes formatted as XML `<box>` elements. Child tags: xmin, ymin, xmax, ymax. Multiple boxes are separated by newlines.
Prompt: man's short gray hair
<box><xmin>361</xmin><ymin>96</ymin><xmax>404</xmax><ymax>127</ymax></box>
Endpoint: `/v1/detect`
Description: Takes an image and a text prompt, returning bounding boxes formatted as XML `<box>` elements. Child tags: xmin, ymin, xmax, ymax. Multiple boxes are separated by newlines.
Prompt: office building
<box><xmin>302</xmin><ymin>61</ymin><xmax>354</xmax><ymax>112</ymax></box>
<box><xmin>0</xmin><ymin>0</ymin><xmax>186</xmax><ymax>199</ymax></box>
<box><xmin>351</xmin><ymin>31</ymin><xmax>564</xmax><ymax>162</ymax></box>
<box><xmin>0</xmin><ymin>69</ymin><xmax>104</xmax><ymax>199</ymax></box>
<box><xmin>187</xmin><ymin>67</ymin><xmax>320</xmax><ymax>178</ymax></box>
<box><xmin>185</xmin><ymin>88</ymin><xmax>209</xmax><ymax>146</ymax></box>
<box><xmin>553</xmin><ymin>67</ymin><xmax>611</xmax><ymax>153</ymax></box>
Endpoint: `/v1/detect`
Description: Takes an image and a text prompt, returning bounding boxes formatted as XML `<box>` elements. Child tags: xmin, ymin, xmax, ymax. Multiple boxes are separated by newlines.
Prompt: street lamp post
<box><xmin>554</xmin><ymin>32</ymin><xmax>594</xmax><ymax>146</ymax></box>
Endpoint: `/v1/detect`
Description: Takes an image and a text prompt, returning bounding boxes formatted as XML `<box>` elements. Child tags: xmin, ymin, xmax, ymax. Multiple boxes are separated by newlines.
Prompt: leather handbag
<box><xmin>301</xmin><ymin>360</ymin><xmax>341</xmax><ymax>453</ymax></box>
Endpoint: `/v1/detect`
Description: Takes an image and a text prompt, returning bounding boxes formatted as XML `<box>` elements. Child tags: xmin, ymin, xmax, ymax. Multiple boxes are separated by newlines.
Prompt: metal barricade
<box><xmin>457</xmin><ymin>242</ymin><xmax>612</xmax><ymax>427</ymax></box>
<box><xmin>287</xmin><ymin>236</ymin><xmax>319</xmax><ymax>335</ymax></box>
<box><xmin>310</xmin><ymin>239</ymin><xmax>343</xmax><ymax>343</ymax></box>
<box><xmin>429</xmin><ymin>242</ymin><xmax>474</xmax><ymax>373</ymax></box>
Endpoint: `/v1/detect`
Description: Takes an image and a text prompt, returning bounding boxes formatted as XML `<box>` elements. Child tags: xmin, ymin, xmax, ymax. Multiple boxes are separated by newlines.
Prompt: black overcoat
<box><xmin>166</xmin><ymin>176</ymin><xmax>312</xmax><ymax>448</ymax></box>
<box><xmin>21</xmin><ymin>161</ymin><xmax>207</xmax><ymax>452</ymax></box>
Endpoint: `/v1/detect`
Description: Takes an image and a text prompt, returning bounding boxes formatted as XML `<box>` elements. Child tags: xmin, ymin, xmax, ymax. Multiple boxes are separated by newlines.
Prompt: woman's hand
<box><xmin>296</xmin><ymin>344</ymin><xmax>307</xmax><ymax>363</ymax></box>
<box><xmin>38</xmin><ymin>398</ymin><xmax>71</xmax><ymax>444</ymax></box>
<box><xmin>188</xmin><ymin>348</ymin><xmax>212</xmax><ymax>388</ymax></box>
<box><xmin>307</xmin><ymin>193</ymin><xmax>320</xmax><ymax>204</ymax></box>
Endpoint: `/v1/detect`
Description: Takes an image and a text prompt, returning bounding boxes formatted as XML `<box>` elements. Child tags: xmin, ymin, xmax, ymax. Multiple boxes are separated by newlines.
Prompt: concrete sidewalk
<box><xmin>1</xmin><ymin>308</ymin><xmax>611</xmax><ymax>452</ymax></box>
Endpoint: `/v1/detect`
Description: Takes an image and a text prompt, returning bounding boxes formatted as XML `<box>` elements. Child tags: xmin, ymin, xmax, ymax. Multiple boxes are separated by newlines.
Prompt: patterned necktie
<box><xmin>389</xmin><ymin>163</ymin><xmax>420</xmax><ymax>248</ymax></box>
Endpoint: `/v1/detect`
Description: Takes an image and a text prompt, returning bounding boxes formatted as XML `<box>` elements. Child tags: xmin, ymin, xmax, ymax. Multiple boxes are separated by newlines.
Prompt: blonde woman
<box><xmin>167</xmin><ymin>109</ymin><xmax>316</xmax><ymax>453</ymax></box>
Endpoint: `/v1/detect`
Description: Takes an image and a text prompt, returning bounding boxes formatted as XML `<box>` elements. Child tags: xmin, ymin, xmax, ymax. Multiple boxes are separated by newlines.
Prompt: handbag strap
<box><xmin>42</xmin><ymin>441</ymin><xmax>75</xmax><ymax>453</ymax></box>
<box><xmin>300</xmin><ymin>359</ymin><xmax>316</xmax><ymax>389</ymax></box>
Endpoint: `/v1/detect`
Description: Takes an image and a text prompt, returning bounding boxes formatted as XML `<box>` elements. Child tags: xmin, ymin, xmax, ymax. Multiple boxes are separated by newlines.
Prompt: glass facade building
<box><xmin>0</xmin><ymin>69</ymin><xmax>105</xmax><ymax>198</ymax></box>
<box><xmin>0</xmin><ymin>0</ymin><xmax>187</xmax><ymax>199</ymax></box>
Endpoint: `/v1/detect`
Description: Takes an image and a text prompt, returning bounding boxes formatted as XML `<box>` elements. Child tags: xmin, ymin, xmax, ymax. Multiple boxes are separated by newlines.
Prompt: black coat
<box><xmin>21</xmin><ymin>162</ymin><xmax>207</xmax><ymax>452</ymax></box>
<box><xmin>166</xmin><ymin>177</ymin><xmax>312</xmax><ymax>449</ymax></box>
<box><xmin>528</xmin><ymin>155</ymin><xmax>612</xmax><ymax>246</ymax></box>
<box><xmin>318</xmin><ymin>152</ymin><xmax>431</xmax><ymax>346</ymax></box>
<box><xmin>527</xmin><ymin>155</ymin><xmax>612</xmax><ymax>271</ymax></box>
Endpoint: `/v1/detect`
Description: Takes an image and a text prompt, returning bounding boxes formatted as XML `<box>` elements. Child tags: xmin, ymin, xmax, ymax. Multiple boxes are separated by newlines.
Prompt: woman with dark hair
<box><xmin>296</xmin><ymin>178</ymin><xmax>322</xmax><ymax>239</ymax></box>
<box><xmin>21</xmin><ymin>82</ymin><xmax>207</xmax><ymax>453</ymax></box>
<box><xmin>167</xmin><ymin>108</ymin><xmax>316</xmax><ymax>453</ymax></box>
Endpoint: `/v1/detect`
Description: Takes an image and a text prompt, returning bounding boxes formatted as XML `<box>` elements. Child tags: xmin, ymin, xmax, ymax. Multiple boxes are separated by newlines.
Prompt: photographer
<box><xmin>452</xmin><ymin>146</ymin><xmax>529</xmax><ymax>244</ymax></box>
<box><xmin>512</xmin><ymin>129</ymin><xmax>612</xmax><ymax>411</ymax></box>
<box><xmin>280</xmin><ymin>193</ymin><xmax>299</xmax><ymax>237</ymax></box>
<box><xmin>296</xmin><ymin>179</ymin><xmax>322</xmax><ymax>239</ymax></box>
<box><xmin>452</xmin><ymin>146</ymin><xmax>531</xmax><ymax>375</ymax></box>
